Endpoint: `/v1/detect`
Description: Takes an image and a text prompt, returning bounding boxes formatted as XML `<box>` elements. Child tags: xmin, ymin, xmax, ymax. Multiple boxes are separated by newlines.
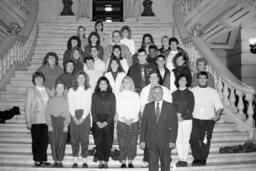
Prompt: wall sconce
<box><xmin>249</xmin><ymin>37</ymin><xmax>256</xmax><ymax>54</ymax></box>
<box><xmin>105</xmin><ymin>17</ymin><xmax>112</xmax><ymax>23</ymax></box>
<box><xmin>105</xmin><ymin>4</ymin><xmax>113</xmax><ymax>12</ymax></box>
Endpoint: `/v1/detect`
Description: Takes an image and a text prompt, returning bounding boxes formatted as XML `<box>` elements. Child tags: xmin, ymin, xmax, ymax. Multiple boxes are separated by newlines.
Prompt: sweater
<box><xmin>172</xmin><ymin>89</ymin><xmax>194</xmax><ymax>120</ymax></box>
<box><xmin>37</xmin><ymin>65</ymin><xmax>63</xmax><ymax>90</ymax></box>
<box><xmin>45</xmin><ymin>96</ymin><xmax>70</xmax><ymax>128</ymax></box>
<box><xmin>91</xmin><ymin>91</ymin><xmax>116</xmax><ymax>124</ymax></box>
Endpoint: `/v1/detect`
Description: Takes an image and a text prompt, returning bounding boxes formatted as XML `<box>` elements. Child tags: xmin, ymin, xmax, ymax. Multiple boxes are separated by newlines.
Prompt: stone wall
<box><xmin>37</xmin><ymin>0</ymin><xmax>174</xmax><ymax>22</ymax></box>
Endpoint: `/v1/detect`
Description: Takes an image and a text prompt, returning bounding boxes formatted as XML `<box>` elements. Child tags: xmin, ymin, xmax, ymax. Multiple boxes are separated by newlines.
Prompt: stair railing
<box><xmin>174</xmin><ymin>0</ymin><xmax>256</xmax><ymax>140</ymax></box>
<box><xmin>0</xmin><ymin>0</ymin><xmax>39</xmax><ymax>81</ymax></box>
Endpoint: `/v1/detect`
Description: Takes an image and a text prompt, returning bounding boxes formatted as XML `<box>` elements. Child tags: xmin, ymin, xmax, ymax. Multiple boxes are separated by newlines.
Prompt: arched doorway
<box><xmin>93</xmin><ymin>0</ymin><xmax>123</xmax><ymax>22</ymax></box>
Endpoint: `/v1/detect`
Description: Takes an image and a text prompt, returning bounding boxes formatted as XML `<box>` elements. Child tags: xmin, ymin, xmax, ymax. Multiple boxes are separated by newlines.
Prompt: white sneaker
<box><xmin>141</xmin><ymin>161</ymin><xmax>149</xmax><ymax>167</ymax></box>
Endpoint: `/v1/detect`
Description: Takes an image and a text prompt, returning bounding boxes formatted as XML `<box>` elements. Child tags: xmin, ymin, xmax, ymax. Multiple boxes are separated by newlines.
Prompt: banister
<box><xmin>0</xmin><ymin>0</ymin><xmax>39</xmax><ymax>60</ymax></box>
<box><xmin>173</xmin><ymin>0</ymin><xmax>255</xmax><ymax>95</ymax></box>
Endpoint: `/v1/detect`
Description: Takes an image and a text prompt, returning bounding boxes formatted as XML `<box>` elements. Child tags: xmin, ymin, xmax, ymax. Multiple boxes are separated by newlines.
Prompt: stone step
<box><xmin>2</xmin><ymin>161</ymin><xmax>256</xmax><ymax>171</ymax></box>
<box><xmin>0</xmin><ymin>122</ymin><xmax>238</xmax><ymax>133</ymax></box>
<box><xmin>0</xmin><ymin>132</ymin><xmax>249</xmax><ymax>143</ymax></box>
<box><xmin>1</xmin><ymin>152</ymin><xmax>256</xmax><ymax>168</ymax></box>
<box><xmin>0</xmin><ymin>139</ymin><xmax>247</xmax><ymax>154</ymax></box>
<box><xmin>0</xmin><ymin>92</ymin><xmax>26</xmax><ymax>99</ymax></box>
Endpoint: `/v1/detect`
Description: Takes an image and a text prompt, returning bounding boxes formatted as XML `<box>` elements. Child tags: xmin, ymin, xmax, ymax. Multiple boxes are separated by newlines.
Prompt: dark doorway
<box><xmin>93</xmin><ymin>0</ymin><xmax>123</xmax><ymax>22</ymax></box>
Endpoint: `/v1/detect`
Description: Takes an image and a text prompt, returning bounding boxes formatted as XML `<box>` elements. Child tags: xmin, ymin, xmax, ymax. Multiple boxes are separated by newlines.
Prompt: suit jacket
<box><xmin>140</xmin><ymin>100</ymin><xmax>178</xmax><ymax>149</ymax></box>
<box><xmin>26</xmin><ymin>87</ymin><xmax>48</xmax><ymax>125</ymax></box>
<box><xmin>158</xmin><ymin>67</ymin><xmax>170</xmax><ymax>86</ymax></box>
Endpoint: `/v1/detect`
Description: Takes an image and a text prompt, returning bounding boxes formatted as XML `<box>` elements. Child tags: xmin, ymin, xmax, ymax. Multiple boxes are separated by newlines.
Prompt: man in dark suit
<box><xmin>140</xmin><ymin>86</ymin><xmax>178</xmax><ymax>171</ymax></box>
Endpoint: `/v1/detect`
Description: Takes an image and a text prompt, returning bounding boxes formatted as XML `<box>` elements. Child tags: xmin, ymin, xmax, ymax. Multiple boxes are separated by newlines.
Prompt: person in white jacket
<box><xmin>104</xmin><ymin>57</ymin><xmax>126</xmax><ymax>96</ymax></box>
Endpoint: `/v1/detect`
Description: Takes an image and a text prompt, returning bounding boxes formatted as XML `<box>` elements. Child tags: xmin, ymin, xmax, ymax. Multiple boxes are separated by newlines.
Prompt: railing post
<box><xmin>245</xmin><ymin>93</ymin><xmax>255</xmax><ymax>128</ymax></box>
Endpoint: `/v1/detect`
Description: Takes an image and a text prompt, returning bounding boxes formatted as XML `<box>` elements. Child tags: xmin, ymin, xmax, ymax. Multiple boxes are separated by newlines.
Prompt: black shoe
<box><xmin>121</xmin><ymin>163</ymin><xmax>126</xmax><ymax>168</ymax></box>
<box><xmin>53</xmin><ymin>162</ymin><xmax>58</xmax><ymax>168</ymax></box>
<box><xmin>182</xmin><ymin>161</ymin><xmax>187</xmax><ymax>167</ymax></box>
<box><xmin>192</xmin><ymin>159</ymin><xmax>201</xmax><ymax>166</ymax></box>
<box><xmin>58</xmin><ymin>162</ymin><xmax>63</xmax><ymax>168</ymax></box>
<box><xmin>34</xmin><ymin>162</ymin><xmax>41</xmax><ymax>167</ymax></box>
<box><xmin>72</xmin><ymin>163</ymin><xmax>78</xmax><ymax>168</ymax></box>
<box><xmin>201</xmin><ymin>159</ymin><xmax>207</xmax><ymax>166</ymax></box>
<box><xmin>40</xmin><ymin>161</ymin><xmax>52</xmax><ymax>167</ymax></box>
<box><xmin>128</xmin><ymin>163</ymin><xmax>134</xmax><ymax>168</ymax></box>
<box><xmin>176</xmin><ymin>161</ymin><xmax>183</xmax><ymax>167</ymax></box>
<box><xmin>82</xmin><ymin>163</ymin><xmax>88</xmax><ymax>168</ymax></box>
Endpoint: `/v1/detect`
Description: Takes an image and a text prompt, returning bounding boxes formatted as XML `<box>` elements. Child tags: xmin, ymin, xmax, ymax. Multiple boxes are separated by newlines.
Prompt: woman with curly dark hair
<box><xmin>37</xmin><ymin>52</ymin><xmax>63</xmax><ymax>96</ymax></box>
<box><xmin>63</xmin><ymin>36</ymin><xmax>83</xmax><ymax>68</ymax></box>
<box><xmin>68</xmin><ymin>71</ymin><xmax>92</xmax><ymax>168</ymax></box>
<box><xmin>172</xmin><ymin>51</ymin><xmax>192</xmax><ymax>88</ymax></box>
<box><xmin>91</xmin><ymin>76</ymin><xmax>116</xmax><ymax>168</ymax></box>
<box><xmin>84</xmin><ymin>31</ymin><xmax>104</xmax><ymax>60</ymax></box>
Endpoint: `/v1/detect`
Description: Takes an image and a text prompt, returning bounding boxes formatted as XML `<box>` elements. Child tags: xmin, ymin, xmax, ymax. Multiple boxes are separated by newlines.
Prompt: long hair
<box><xmin>77</xmin><ymin>25</ymin><xmax>86</xmax><ymax>38</ymax></box>
<box><xmin>94</xmin><ymin>76</ymin><xmax>112</xmax><ymax>92</ymax></box>
<box><xmin>94</xmin><ymin>21</ymin><xmax>104</xmax><ymax>32</ymax></box>
<box><xmin>106</xmin><ymin>56</ymin><xmax>125</xmax><ymax>73</ymax></box>
<box><xmin>141</xmin><ymin>33</ymin><xmax>155</xmax><ymax>48</ymax></box>
<box><xmin>67</xmin><ymin>36</ymin><xmax>81</xmax><ymax>50</ymax></box>
<box><xmin>120</xmin><ymin>25</ymin><xmax>132</xmax><ymax>39</ymax></box>
<box><xmin>42</xmin><ymin>52</ymin><xmax>59</xmax><ymax>65</ymax></box>
<box><xmin>119</xmin><ymin>76</ymin><xmax>135</xmax><ymax>92</ymax></box>
<box><xmin>72</xmin><ymin>71</ymin><xmax>90</xmax><ymax>91</ymax></box>
<box><xmin>88</xmin><ymin>31</ymin><xmax>101</xmax><ymax>45</ymax></box>
<box><xmin>71</xmin><ymin>47</ymin><xmax>84</xmax><ymax>64</ymax></box>
<box><xmin>111</xmin><ymin>44</ymin><xmax>123</xmax><ymax>60</ymax></box>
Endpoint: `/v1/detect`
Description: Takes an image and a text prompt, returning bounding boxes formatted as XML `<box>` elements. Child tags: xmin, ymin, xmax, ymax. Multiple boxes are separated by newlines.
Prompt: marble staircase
<box><xmin>0</xmin><ymin>21</ymin><xmax>256</xmax><ymax>171</ymax></box>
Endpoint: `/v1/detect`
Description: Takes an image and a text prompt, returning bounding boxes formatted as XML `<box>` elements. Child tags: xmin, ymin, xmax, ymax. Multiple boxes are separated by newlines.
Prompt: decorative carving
<box><xmin>141</xmin><ymin>0</ymin><xmax>155</xmax><ymax>16</ymax></box>
<box><xmin>7</xmin><ymin>23</ymin><xmax>21</xmax><ymax>35</ymax></box>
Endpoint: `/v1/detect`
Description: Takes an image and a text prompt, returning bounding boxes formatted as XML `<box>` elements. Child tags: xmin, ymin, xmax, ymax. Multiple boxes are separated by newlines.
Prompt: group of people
<box><xmin>25</xmin><ymin>21</ymin><xmax>223</xmax><ymax>170</ymax></box>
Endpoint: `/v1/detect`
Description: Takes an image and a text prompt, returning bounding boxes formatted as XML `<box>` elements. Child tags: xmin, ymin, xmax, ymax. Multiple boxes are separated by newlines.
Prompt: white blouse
<box><xmin>68</xmin><ymin>86</ymin><xmax>92</xmax><ymax>119</ymax></box>
<box><xmin>116</xmin><ymin>90</ymin><xmax>140</xmax><ymax>123</ymax></box>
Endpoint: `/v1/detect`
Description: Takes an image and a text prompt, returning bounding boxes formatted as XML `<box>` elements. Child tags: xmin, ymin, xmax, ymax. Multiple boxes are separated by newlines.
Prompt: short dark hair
<box><xmin>32</xmin><ymin>71</ymin><xmax>45</xmax><ymax>85</ymax></box>
<box><xmin>197</xmin><ymin>71</ymin><xmax>209</xmax><ymax>79</ymax></box>
<box><xmin>42</xmin><ymin>52</ymin><xmax>59</xmax><ymax>65</ymax></box>
<box><xmin>149</xmin><ymin>45</ymin><xmax>158</xmax><ymax>51</ymax></box>
<box><xmin>55</xmin><ymin>80</ymin><xmax>67</xmax><ymax>90</ymax></box>
<box><xmin>137</xmin><ymin>48</ymin><xmax>146</xmax><ymax>54</ymax></box>
<box><xmin>63</xmin><ymin>60</ymin><xmax>75</xmax><ymax>73</ymax></box>
<box><xmin>94</xmin><ymin>76</ymin><xmax>113</xmax><ymax>92</ymax></box>
<box><xmin>175</xmin><ymin>73</ymin><xmax>190</xmax><ymax>88</ymax></box>
<box><xmin>169</xmin><ymin>37</ymin><xmax>179</xmax><ymax>45</ymax></box>
<box><xmin>84</xmin><ymin>56</ymin><xmax>95</xmax><ymax>63</ymax></box>
<box><xmin>156</xmin><ymin>54</ymin><xmax>165</xmax><ymax>60</ymax></box>
<box><xmin>112</xmin><ymin>30</ymin><xmax>121</xmax><ymax>37</ymax></box>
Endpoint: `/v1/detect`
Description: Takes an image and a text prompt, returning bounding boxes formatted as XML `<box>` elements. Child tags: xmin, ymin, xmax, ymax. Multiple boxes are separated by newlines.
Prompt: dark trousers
<box><xmin>117</xmin><ymin>121</ymin><xmax>139</xmax><ymax>161</ymax></box>
<box><xmin>148</xmin><ymin>146</ymin><xmax>170</xmax><ymax>171</ymax></box>
<box><xmin>92</xmin><ymin>120</ymin><xmax>114</xmax><ymax>161</ymax></box>
<box><xmin>31</xmin><ymin>124</ymin><xmax>48</xmax><ymax>162</ymax></box>
<box><xmin>49</xmin><ymin>116</ymin><xmax>68</xmax><ymax>161</ymax></box>
<box><xmin>189</xmin><ymin>118</ymin><xmax>215</xmax><ymax>160</ymax></box>
<box><xmin>70</xmin><ymin>110</ymin><xmax>90</xmax><ymax>158</ymax></box>
<box><xmin>143</xmin><ymin>148</ymin><xmax>149</xmax><ymax>162</ymax></box>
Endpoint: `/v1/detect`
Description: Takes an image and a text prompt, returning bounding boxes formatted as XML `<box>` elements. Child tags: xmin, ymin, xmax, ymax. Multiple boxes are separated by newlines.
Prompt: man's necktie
<box><xmin>156</xmin><ymin>102</ymin><xmax>160</xmax><ymax>122</ymax></box>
